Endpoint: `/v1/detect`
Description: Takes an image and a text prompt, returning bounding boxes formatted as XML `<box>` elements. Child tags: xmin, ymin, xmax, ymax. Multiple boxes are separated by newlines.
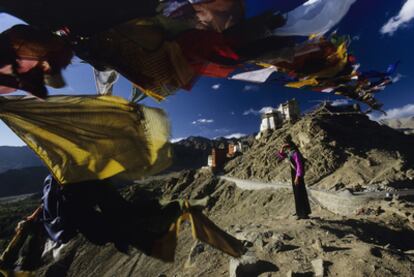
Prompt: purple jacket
<box><xmin>277</xmin><ymin>150</ymin><xmax>304</xmax><ymax>177</ymax></box>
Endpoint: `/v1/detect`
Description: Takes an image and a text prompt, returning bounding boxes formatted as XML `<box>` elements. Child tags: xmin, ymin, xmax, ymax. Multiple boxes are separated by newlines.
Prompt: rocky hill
<box><xmin>225</xmin><ymin>109</ymin><xmax>414</xmax><ymax>191</ymax></box>
<box><xmin>2</xmin><ymin>169</ymin><xmax>412</xmax><ymax>277</ymax></box>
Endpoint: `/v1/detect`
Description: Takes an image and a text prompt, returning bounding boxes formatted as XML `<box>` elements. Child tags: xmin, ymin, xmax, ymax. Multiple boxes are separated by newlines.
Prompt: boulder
<box><xmin>311</xmin><ymin>258</ymin><xmax>325</xmax><ymax>277</ymax></box>
<box><xmin>229</xmin><ymin>254</ymin><xmax>278</xmax><ymax>277</ymax></box>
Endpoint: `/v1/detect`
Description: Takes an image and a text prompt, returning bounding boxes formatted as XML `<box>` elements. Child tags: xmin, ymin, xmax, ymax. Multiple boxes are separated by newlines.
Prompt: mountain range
<box><xmin>0</xmin><ymin>146</ymin><xmax>43</xmax><ymax>174</ymax></box>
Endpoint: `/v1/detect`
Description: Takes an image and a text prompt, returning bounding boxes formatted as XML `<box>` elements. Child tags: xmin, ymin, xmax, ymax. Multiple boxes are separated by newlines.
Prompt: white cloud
<box><xmin>243</xmin><ymin>109</ymin><xmax>257</xmax><ymax>116</ymax></box>
<box><xmin>230</xmin><ymin>111</ymin><xmax>235</xmax><ymax>116</ymax></box>
<box><xmin>330</xmin><ymin>99</ymin><xmax>350</xmax><ymax>106</ymax></box>
<box><xmin>380</xmin><ymin>0</ymin><xmax>414</xmax><ymax>35</ymax></box>
<box><xmin>214</xmin><ymin>128</ymin><xmax>230</xmax><ymax>133</ymax></box>
<box><xmin>211</xmin><ymin>84</ymin><xmax>221</xmax><ymax>90</ymax></box>
<box><xmin>369</xmin><ymin>104</ymin><xmax>414</xmax><ymax>121</ymax></box>
<box><xmin>170</xmin><ymin>137</ymin><xmax>186</xmax><ymax>143</ymax></box>
<box><xmin>224</xmin><ymin>133</ymin><xmax>246</xmax><ymax>139</ymax></box>
<box><xmin>243</xmin><ymin>106</ymin><xmax>274</xmax><ymax>116</ymax></box>
<box><xmin>192</xmin><ymin>118</ymin><xmax>214</xmax><ymax>125</ymax></box>
<box><xmin>243</xmin><ymin>85</ymin><xmax>260</xmax><ymax>92</ymax></box>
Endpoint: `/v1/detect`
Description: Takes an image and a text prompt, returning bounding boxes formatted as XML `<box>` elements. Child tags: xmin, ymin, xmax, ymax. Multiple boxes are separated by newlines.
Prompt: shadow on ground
<box><xmin>235</xmin><ymin>260</ymin><xmax>278</xmax><ymax>277</ymax></box>
<box><xmin>319</xmin><ymin>219</ymin><xmax>414</xmax><ymax>251</ymax></box>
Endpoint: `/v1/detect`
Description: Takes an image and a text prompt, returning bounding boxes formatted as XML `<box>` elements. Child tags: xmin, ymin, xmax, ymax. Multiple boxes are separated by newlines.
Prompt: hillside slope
<box><xmin>17</xmin><ymin>170</ymin><xmax>412</xmax><ymax>277</ymax></box>
<box><xmin>225</xmin><ymin>111</ymin><xmax>414</xmax><ymax>191</ymax></box>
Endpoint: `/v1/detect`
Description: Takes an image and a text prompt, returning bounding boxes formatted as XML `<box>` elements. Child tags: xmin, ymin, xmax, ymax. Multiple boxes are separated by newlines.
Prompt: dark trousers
<box><xmin>61</xmin><ymin>181</ymin><xmax>132</xmax><ymax>246</ymax></box>
<box><xmin>291</xmin><ymin>171</ymin><xmax>311</xmax><ymax>217</ymax></box>
<box><xmin>61</xmin><ymin>180</ymin><xmax>181</xmax><ymax>254</ymax></box>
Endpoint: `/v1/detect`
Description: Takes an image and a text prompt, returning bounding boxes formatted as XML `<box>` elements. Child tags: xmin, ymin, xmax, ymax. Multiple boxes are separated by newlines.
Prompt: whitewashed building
<box><xmin>277</xmin><ymin>99</ymin><xmax>300</xmax><ymax>122</ymax></box>
<box><xmin>256</xmin><ymin>99</ymin><xmax>300</xmax><ymax>139</ymax></box>
<box><xmin>207</xmin><ymin>155</ymin><xmax>213</xmax><ymax>167</ymax></box>
<box><xmin>259</xmin><ymin>111</ymin><xmax>283</xmax><ymax>132</ymax></box>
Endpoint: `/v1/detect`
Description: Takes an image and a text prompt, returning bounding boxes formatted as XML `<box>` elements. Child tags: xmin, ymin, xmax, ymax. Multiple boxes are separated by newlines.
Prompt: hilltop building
<box><xmin>277</xmin><ymin>99</ymin><xmax>301</xmax><ymax>122</ymax></box>
<box><xmin>257</xmin><ymin>99</ymin><xmax>300</xmax><ymax>139</ymax></box>
<box><xmin>259</xmin><ymin>111</ymin><xmax>282</xmax><ymax>132</ymax></box>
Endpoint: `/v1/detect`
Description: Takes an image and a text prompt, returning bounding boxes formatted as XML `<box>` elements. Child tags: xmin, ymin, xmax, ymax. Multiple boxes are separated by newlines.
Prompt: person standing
<box><xmin>277</xmin><ymin>136</ymin><xmax>311</xmax><ymax>219</ymax></box>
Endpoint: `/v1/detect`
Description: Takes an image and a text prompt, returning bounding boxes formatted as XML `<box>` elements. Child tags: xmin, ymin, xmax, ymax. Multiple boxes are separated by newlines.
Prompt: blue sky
<box><xmin>1</xmin><ymin>0</ymin><xmax>414</xmax><ymax>146</ymax></box>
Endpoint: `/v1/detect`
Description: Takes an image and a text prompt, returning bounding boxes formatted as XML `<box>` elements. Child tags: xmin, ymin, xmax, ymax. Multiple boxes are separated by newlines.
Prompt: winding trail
<box><xmin>219</xmin><ymin>176</ymin><xmax>414</xmax><ymax>215</ymax></box>
<box><xmin>219</xmin><ymin>176</ymin><xmax>290</xmax><ymax>190</ymax></box>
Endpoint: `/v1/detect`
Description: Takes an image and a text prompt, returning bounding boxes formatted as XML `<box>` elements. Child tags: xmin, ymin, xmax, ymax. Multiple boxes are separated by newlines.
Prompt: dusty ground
<box><xmin>22</xmin><ymin>171</ymin><xmax>414</xmax><ymax>277</ymax></box>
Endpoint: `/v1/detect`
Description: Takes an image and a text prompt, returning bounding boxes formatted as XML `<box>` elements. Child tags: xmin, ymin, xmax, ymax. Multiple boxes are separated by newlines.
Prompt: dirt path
<box><xmin>219</xmin><ymin>176</ymin><xmax>290</xmax><ymax>190</ymax></box>
<box><xmin>220</xmin><ymin>176</ymin><xmax>414</xmax><ymax>197</ymax></box>
<box><xmin>219</xmin><ymin>176</ymin><xmax>414</xmax><ymax>216</ymax></box>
